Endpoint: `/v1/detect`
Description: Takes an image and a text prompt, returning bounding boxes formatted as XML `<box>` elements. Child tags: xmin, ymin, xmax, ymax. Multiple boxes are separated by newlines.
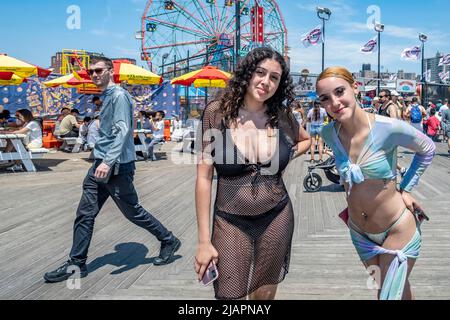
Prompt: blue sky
<box><xmin>0</xmin><ymin>0</ymin><xmax>448</xmax><ymax>75</ymax></box>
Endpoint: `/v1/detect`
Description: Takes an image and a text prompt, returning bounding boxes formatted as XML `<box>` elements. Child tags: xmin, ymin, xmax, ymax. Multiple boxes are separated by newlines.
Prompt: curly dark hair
<box><xmin>219</xmin><ymin>47</ymin><xmax>295</xmax><ymax>129</ymax></box>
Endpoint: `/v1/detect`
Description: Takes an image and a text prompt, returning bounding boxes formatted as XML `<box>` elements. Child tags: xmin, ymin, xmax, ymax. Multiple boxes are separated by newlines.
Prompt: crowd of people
<box><xmin>363</xmin><ymin>92</ymin><xmax>449</xmax><ymax>153</ymax></box>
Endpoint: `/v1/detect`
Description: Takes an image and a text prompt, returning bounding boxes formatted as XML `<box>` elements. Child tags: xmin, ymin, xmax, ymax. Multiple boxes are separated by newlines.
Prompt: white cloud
<box><xmin>90</xmin><ymin>29</ymin><xmax>127</xmax><ymax>40</ymax></box>
<box><xmin>114</xmin><ymin>46</ymin><xmax>140</xmax><ymax>57</ymax></box>
<box><xmin>296</xmin><ymin>0</ymin><xmax>357</xmax><ymax>18</ymax></box>
<box><xmin>295</xmin><ymin>3</ymin><xmax>317</xmax><ymax>13</ymax></box>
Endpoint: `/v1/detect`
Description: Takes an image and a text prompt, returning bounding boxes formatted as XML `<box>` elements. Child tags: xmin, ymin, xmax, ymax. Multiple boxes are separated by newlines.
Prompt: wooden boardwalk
<box><xmin>0</xmin><ymin>141</ymin><xmax>449</xmax><ymax>300</ymax></box>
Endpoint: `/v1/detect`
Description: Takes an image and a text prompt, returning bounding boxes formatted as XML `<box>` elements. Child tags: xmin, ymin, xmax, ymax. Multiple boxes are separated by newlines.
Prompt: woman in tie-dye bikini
<box><xmin>316</xmin><ymin>67</ymin><xmax>435</xmax><ymax>300</ymax></box>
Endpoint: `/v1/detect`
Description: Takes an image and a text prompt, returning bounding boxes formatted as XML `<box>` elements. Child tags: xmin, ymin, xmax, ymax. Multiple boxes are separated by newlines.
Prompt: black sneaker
<box><xmin>43</xmin><ymin>260</ymin><xmax>88</xmax><ymax>283</ymax></box>
<box><xmin>153</xmin><ymin>236</ymin><xmax>181</xmax><ymax>266</ymax></box>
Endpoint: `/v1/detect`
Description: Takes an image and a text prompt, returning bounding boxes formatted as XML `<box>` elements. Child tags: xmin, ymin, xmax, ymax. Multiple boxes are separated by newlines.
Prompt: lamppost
<box><xmin>235</xmin><ymin>0</ymin><xmax>241</xmax><ymax>68</ymax></box>
<box><xmin>161</xmin><ymin>53</ymin><xmax>169</xmax><ymax>78</ymax></box>
<box><xmin>316</xmin><ymin>6</ymin><xmax>331</xmax><ymax>72</ymax></box>
<box><xmin>374</xmin><ymin>22</ymin><xmax>385</xmax><ymax>96</ymax></box>
<box><xmin>419</xmin><ymin>33</ymin><xmax>428</xmax><ymax>105</ymax></box>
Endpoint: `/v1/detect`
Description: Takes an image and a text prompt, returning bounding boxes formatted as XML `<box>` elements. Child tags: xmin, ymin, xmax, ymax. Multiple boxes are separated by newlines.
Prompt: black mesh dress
<box><xmin>200</xmin><ymin>101</ymin><xmax>298</xmax><ymax>300</ymax></box>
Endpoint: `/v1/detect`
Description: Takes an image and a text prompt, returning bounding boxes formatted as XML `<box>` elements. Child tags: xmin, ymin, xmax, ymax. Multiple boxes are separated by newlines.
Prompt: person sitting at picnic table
<box><xmin>78</xmin><ymin>116</ymin><xmax>92</xmax><ymax>147</ymax></box>
<box><xmin>171</xmin><ymin>113</ymin><xmax>183</xmax><ymax>142</ymax></box>
<box><xmin>0</xmin><ymin>108</ymin><xmax>43</xmax><ymax>171</ymax></box>
<box><xmin>0</xmin><ymin>109</ymin><xmax>11</xmax><ymax>128</ymax></box>
<box><xmin>86</xmin><ymin>112</ymin><xmax>100</xmax><ymax>151</ymax></box>
<box><xmin>138</xmin><ymin>110</ymin><xmax>152</xmax><ymax>130</ymax></box>
<box><xmin>146</xmin><ymin>111</ymin><xmax>165</xmax><ymax>161</ymax></box>
<box><xmin>92</xmin><ymin>96</ymin><xmax>103</xmax><ymax>112</ymax></box>
<box><xmin>55</xmin><ymin>107</ymin><xmax>81</xmax><ymax>138</ymax></box>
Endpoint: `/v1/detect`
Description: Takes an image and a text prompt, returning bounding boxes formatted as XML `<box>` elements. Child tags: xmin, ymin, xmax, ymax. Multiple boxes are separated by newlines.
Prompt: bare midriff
<box><xmin>345</xmin><ymin>179</ymin><xmax>406</xmax><ymax>233</ymax></box>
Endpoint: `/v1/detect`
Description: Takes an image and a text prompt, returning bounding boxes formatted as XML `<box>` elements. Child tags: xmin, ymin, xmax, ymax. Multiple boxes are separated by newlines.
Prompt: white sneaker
<box><xmin>6</xmin><ymin>164</ymin><xmax>23</xmax><ymax>172</ymax></box>
<box><xmin>400</xmin><ymin>167</ymin><xmax>407</xmax><ymax>177</ymax></box>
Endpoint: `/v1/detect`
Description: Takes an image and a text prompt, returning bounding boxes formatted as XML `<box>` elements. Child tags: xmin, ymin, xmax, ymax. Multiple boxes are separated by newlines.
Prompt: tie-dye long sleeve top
<box><xmin>321</xmin><ymin>115</ymin><xmax>436</xmax><ymax>193</ymax></box>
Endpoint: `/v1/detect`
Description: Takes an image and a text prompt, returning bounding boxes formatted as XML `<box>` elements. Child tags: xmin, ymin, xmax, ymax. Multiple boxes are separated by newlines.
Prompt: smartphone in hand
<box><xmin>201</xmin><ymin>261</ymin><xmax>219</xmax><ymax>286</ymax></box>
<box><xmin>414</xmin><ymin>208</ymin><xmax>429</xmax><ymax>223</ymax></box>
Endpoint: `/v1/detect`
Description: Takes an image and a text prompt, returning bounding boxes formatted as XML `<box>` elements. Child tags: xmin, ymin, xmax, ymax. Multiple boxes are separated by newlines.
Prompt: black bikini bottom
<box><xmin>214</xmin><ymin>195</ymin><xmax>290</xmax><ymax>241</ymax></box>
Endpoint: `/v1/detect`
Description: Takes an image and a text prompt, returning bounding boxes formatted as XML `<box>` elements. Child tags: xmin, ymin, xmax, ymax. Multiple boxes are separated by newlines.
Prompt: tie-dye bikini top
<box><xmin>321</xmin><ymin>113</ymin><xmax>435</xmax><ymax>194</ymax></box>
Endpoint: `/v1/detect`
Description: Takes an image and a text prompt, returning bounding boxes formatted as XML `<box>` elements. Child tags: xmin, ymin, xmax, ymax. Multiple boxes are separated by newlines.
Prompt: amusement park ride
<box><xmin>139</xmin><ymin>0</ymin><xmax>288</xmax><ymax>75</ymax></box>
<box><xmin>59</xmin><ymin>49</ymin><xmax>101</xmax><ymax>94</ymax></box>
<box><xmin>60</xmin><ymin>49</ymin><xmax>90</xmax><ymax>76</ymax></box>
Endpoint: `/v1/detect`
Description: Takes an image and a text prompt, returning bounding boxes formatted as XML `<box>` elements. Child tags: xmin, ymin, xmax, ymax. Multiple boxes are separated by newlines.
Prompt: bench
<box><xmin>60</xmin><ymin>137</ymin><xmax>83</xmax><ymax>153</ymax></box>
<box><xmin>134</xmin><ymin>129</ymin><xmax>165</xmax><ymax>160</ymax></box>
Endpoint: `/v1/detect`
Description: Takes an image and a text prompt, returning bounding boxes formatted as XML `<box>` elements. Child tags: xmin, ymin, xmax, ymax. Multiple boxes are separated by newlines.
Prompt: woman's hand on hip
<box><xmin>401</xmin><ymin>191</ymin><xmax>424</xmax><ymax>213</ymax></box>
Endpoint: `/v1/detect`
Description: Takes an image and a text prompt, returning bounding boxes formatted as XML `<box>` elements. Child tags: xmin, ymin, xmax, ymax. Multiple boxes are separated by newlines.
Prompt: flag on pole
<box><xmin>401</xmin><ymin>46</ymin><xmax>421</xmax><ymax>60</ymax></box>
<box><xmin>423</xmin><ymin>69</ymin><xmax>431</xmax><ymax>82</ymax></box>
<box><xmin>300</xmin><ymin>26</ymin><xmax>323</xmax><ymax>48</ymax></box>
<box><xmin>360</xmin><ymin>36</ymin><xmax>378</xmax><ymax>54</ymax></box>
<box><xmin>389</xmin><ymin>73</ymin><xmax>397</xmax><ymax>81</ymax></box>
<box><xmin>438</xmin><ymin>54</ymin><xmax>450</xmax><ymax>66</ymax></box>
<box><xmin>439</xmin><ymin>71</ymin><xmax>449</xmax><ymax>82</ymax></box>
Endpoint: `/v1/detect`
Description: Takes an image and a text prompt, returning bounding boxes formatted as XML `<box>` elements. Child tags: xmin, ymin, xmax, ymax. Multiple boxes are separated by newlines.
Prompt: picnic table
<box><xmin>134</xmin><ymin>129</ymin><xmax>152</xmax><ymax>160</ymax></box>
<box><xmin>0</xmin><ymin>133</ymin><xmax>48</xmax><ymax>172</ymax></box>
<box><xmin>134</xmin><ymin>129</ymin><xmax>165</xmax><ymax>161</ymax></box>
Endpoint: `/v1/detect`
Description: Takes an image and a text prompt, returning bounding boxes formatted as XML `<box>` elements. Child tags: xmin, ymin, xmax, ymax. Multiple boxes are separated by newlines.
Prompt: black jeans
<box><xmin>61</xmin><ymin>130</ymin><xmax>79</xmax><ymax>138</ymax></box>
<box><xmin>69</xmin><ymin>163</ymin><xmax>173</xmax><ymax>264</ymax></box>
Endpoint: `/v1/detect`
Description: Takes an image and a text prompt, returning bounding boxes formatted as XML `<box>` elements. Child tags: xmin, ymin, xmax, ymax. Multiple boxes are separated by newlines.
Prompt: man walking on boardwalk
<box><xmin>44</xmin><ymin>57</ymin><xmax>181</xmax><ymax>283</ymax></box>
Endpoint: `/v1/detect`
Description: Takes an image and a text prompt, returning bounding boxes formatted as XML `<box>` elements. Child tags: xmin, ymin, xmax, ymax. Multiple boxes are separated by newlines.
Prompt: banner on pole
<box><xmin>439</xmin><ymin>71</ymin><xmax>449</xmax><ymax>82</ymax></box>
<box><xmin>401</xmin><ymin>46</ymin><xmax>421</xmax><ymax>60</ymax></box>
<box><xmin>438</xmin><ymin>54</ymin><xmax>450</xmax><ymax>66</ymax></box>
<box><xmin>300</xmin><ymin>25</ymin><xmax>323</xmax><ymax>48</ymax></box>
<box><xmin>360</xmin><ymin>36</ymin><xmax>378</xmax><ymax>54</ymax></box>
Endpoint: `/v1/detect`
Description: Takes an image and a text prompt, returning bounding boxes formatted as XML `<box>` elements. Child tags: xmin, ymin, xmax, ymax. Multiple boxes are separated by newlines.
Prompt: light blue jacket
<box><xmin>94</xmin><ymin>85</ymin><xmax>136</xmax><ymax>166</ymax></box>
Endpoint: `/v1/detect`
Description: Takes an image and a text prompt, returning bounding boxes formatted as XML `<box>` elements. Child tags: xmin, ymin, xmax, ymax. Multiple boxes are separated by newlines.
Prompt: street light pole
<box><xmin>235</xmin><ymin>0</ymin><xmax>241</xmax><ymax>68</ymax></box>
<box><xmin>374</xmin><ymin>22</ymin><xmax>385</xmax><ymax>96</ymax></box>
<box><xmin>316</xmin><ymin>7</ymin><xmax>331</xmax><ymax>72</ymax></box>
<box><xmin>161</xmin><ymin>53</ymin><xmax>169</xmax><ymax>78</ymax></box>
<box><xmin>186</xmin><ymin>50</ymin><xmax>190</xmax><ymax>122</ymax></box>
<box><xmin>419</xmin><ymin>33</ymin><xmax>428</xmax><ymax>105</ymax></box>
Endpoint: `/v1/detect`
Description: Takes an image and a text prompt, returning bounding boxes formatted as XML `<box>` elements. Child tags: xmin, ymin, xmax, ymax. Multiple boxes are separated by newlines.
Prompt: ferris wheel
<box><xmin>140</xmin><ymin>0</ymin><xmax>288</xmax><ymax>74</ymax></box>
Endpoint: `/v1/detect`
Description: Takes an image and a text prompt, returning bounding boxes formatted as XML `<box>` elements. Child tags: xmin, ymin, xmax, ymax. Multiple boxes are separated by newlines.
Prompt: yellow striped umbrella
<box><xmin>43</xmin><ymin>73</ymin><xmax>97</xmax><ymax>89</ymax></box>
<box><xmin>113</xmin><ymin>60</ymin><xmax>162</xmax><ymax>85</ymax></box>
<box><xmin>0</xmin><ymin>54</ymin><xmax>38</xmax><ymax>78</ymax></box>
<box><xmin>171</xmin><ymin>66</ymin><xmax>232</xmax><ymax>88</ymax></box>
<box><xmin>0</xmin><ymin>74</ymin><xmax>26</xmax><ymax>86</ymax></box>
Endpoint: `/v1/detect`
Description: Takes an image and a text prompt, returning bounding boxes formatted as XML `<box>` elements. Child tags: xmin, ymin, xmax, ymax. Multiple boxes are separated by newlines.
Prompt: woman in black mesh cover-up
<box><xmin>195</xmin><ymin>47</ymin><xmax>311</xmax><ymax>300</ymax></box>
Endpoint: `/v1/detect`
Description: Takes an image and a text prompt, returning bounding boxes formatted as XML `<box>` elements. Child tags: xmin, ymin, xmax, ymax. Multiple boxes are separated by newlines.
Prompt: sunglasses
<box><xmin>379</xmin><ymin>95</ymin><xmax>386</xmax><ymax>98</ymax></box>
<box><xmin>88</xmin><ymin>68</ymin><xmax>110</xmax><ymax>76</ymax></box>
